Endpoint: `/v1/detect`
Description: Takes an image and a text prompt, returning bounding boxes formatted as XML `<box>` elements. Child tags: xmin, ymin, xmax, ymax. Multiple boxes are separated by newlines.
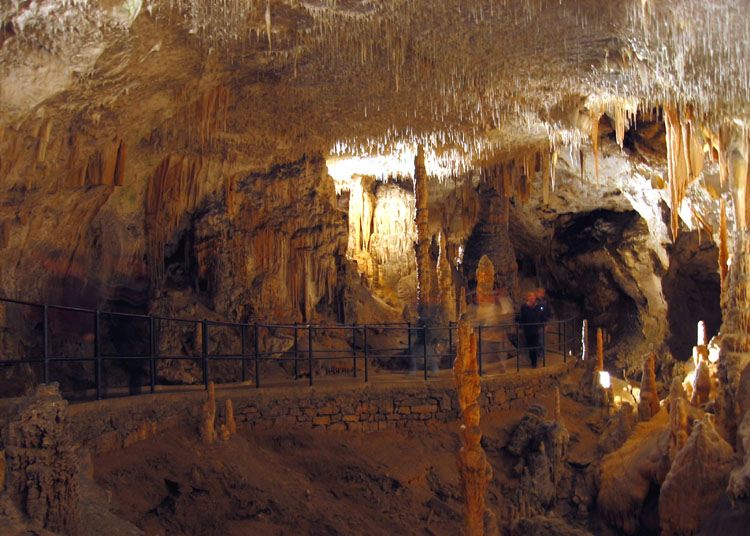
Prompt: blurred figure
<box><xmin>534</xmin><ymin>287</ymin><xmax>552</xmax><ymax>366</ymax></box>
<box><xmin>520</xmin><ymin>291</ymin><xmax>542</xmax><ymax>368</ymax></box>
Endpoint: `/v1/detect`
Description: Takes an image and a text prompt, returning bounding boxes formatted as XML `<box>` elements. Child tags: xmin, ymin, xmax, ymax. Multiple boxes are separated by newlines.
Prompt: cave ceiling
<box><xmin>2</xmin><ymin>0</ymin><xmax>750</xmax><ymax>174</ymax></box>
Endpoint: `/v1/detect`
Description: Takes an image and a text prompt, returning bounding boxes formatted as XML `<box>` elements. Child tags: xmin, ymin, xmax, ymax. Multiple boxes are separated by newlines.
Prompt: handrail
<box><xmin>0</xmin><ymin>295</ymin><xmax>579</xmax><ymax>401</ymax></box>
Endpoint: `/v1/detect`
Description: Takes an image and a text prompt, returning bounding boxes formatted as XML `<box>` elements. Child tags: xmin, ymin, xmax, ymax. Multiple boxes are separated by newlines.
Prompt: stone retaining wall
<box><xmin>62</xmin><ymin>362</ymin><xmax>573</xmax><ymax>455</ymax></box>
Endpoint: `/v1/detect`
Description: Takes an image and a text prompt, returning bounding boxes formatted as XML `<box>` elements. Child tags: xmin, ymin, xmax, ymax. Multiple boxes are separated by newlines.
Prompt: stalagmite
<box><xmin>200</xmin><ymin>381</ymin><xmax>218</xmax><ymax>444</ymax></box>
<box><xmin>437</xmin><ymin>231</ymin><xmax>457</xmax><ymax>322</ymax></box>
<box><xmin>413</xmin><ymin>145</ymin><xmax>434</xmax><ymax>321</ymax></box>
<box><xmin>668</xmin><ymin>378</ymin><xmax>689</xmax><ymax>462</ymax></box>
<box><xmin>454</xmin><ymin>314</ymin><xmax>497</xmax><ymax>536</ymax></box>
<box><xmin>691</xmin><ymin>354</ymin><xmax>711</xmax><ymax>406</ymax></box>
<box><xmin>554</xmin><ymin>386</ymin><xmax>561</xmax><ymax>422</ymax></box>
<box><xmin>597</xmin><ymin>328</ymin><xmax>604</xmax><ymax>372</ymax></box>
<box><xmin>475</xmin><ymin>255</ymin><xmax>494</xmax><ymax>307</ymax></box>
<box><xmin>225</xmin><ymin>398</ymin><xmax>237</xmax><ymax>435</ymax></box>
<box><xmin>638</xmin><ymin>353</ymin><xmax>660</xmax><ymax>421</ymax></box>
<box><xmin>660</xmin><ymin>417</ymin><xmax>735</xmax><ymax>536</ymax></box>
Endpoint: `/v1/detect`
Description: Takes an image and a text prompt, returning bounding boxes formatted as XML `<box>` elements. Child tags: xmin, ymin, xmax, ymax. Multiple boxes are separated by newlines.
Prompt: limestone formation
<box><xmin>225</xmin><ymin>399</ymin><xmax>237</xmax><ymax>435</ymax></box>
<box><xmin>413</xmin><ymin>145</ymin><xmax>434</xmax><ymax>322</ymax></box>
<box><xmin>453</xmin><ymin>314</ymin><xmax>496</xmax><ymax>536</ymax></box>
<box><xmin>667</xmin><ymin>378</ymin><xmax>690</xmax><ymax>464</ymax></box>
<box><xmin>0</xmin><ymin>449</ymin><xmax>5</xmax><ymax>492</ymax></box>
<box><xmin>598</xmin><ymin>411</ymin><xmax>670</xmax><ymax>534</ymax></box>
<box><xmin>659</xmin><ymin>417</ymin><xmax>735</xmax><ymax>536</ymax></box>
<box><xmin>437</xmin><ymin>231</ymin><xmax>457</xmax><ymax>322</ymax></box>
<box><xmin>2</xmin><ymin>383</ymin><xmax>81</xmax><ymax>535</ymax></box>
<box><xmin>638</xmin><ymin>353</ymin><xmax>660</xmax><ymax>422</ymax></box>
<box><xmin>691</xmin><ymin>357</ymin><xmax>711</xmax><ymax>406</ymax></box>
<box><xmin>727</xmin><ymin>409</ymin><xmax>750</xmax><ymax>507</ymax></box>
<box><xmin>200</xmin><ymin>381</ymin><xmax>218</xmax><ymax>444</ymax></box>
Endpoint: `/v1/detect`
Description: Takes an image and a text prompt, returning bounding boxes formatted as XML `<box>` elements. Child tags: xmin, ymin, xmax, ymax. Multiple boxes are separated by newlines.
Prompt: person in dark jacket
<box><xmin>534</xmin><ymin>287</ymin><xmax>551</xmax><ymax>366</ymax></box>
<box><xmin>520</xmin><ymin>291</ymin><xmax>543</xmax><ymax>368</ymax></box>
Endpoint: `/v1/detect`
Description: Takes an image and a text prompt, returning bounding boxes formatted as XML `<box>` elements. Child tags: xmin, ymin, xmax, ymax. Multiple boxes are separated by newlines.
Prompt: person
<box><xmin>519</xmin><ymin>291</ymin><xmax>542</xmax><ymax>368</ymax></box>
<box><xmin>534</xmin><ymin>287</ymin><xmax>552</xmax><ymax>366</ymax></box>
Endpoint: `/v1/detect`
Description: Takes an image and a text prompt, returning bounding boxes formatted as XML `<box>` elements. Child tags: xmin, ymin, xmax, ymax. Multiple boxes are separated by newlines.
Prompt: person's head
<box><xmin>525</xmin><ymin>291</ymin><xmax>536</xmax><ymax>306</ymax></box>
<box><xmin>536</xmin><ymin>287</ymin><xmax>546</xmax><ymax>300</ymax></box>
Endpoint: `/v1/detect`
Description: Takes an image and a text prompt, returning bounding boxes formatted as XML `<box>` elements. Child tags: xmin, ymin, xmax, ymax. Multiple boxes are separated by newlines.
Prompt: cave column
<box><xmin>413</xmin><ymin>145</ymin><xmax>434</xmax><ymax>323</ymax></box>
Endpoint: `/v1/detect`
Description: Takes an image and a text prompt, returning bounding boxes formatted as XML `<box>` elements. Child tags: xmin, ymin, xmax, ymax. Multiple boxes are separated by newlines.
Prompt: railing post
<box><xmin>95</xmin><ymin>310</ymin><xmax>102</xmax><ymax>400</ymax></box>
<box><xmin>240</xmin><ymin>324</ymin><xmax>247</xmax><ymax>383</ymax></box>
<box><xmin>149</xmin><ymin>316</ymin><xmax>156</xmax><ymax>394</ymax></box>
<box><xmin>363</xmin><ymin>324</ymin><xmax>369</xmax><ymax>382</ymax></box>
<box><xmin>254</xmin><ymin>323</ymin><xmax>260</xmax><ymax>388</ymax></box>
<box><xmin>308</xmin><ymin>324</ymin><xmax>313</xmax><ymax>387</ymax></box>
<box><xmin>563</xmin><ymin>318</ymin><xmax>567</xmax><ymax>363</ymax></box>
<box><xmin>202</xmin><ymin>320</ymin><xmax>209</xmax><ymax>390</ymax></box>
<box><xmin>423</xmin><ymin>325</ymin><xmax>428</xmax><ymax>381</ymax></box>
<box><xmin>516</xmin><ymin>322</ymin><xmax>521</xmax><ymax>373</ymax></box>
<box><xmin>43</xmin><ymin>304</ymin><xmax>49</xmax><ymax>384</ymax></box>
<box><xmin>478</xmin><ymin>324</ymin><xmax>483</xmax><ymax>377</ymax></box>
<box><xmin>352</xmin><ymin>323</ymin><xmax>357</xmax><ymax>378</ymax></box>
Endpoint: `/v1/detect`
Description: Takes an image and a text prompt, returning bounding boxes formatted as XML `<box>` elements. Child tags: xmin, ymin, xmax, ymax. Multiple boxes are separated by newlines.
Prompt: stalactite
<box><xmin>146</xmin><ymin>154</ymin><xmax>205</xmax><ymax>285</ymax></box>
<box><xmin>184</xmin><ymin>85</ymin><xmax>230</xmax><ymax>150</ymax></box>
<box><xmin>454</xmin><ymin>314</ymin><xmax>496</xmax><ymax>536</ymax></box>
<box><xmin>719</xmin><ymin>198</ymin><xmax>729</xmax><ymax>288</ymax></box>
<box><xmin>35</xmin><ymin>119</ymin><xmax>52</xmax><ymax>163</ymax></box>
<box><xmin>114</xmin><ymin>139</ymin><xmax>127</xmax><ymax>186</ymax></box>
<box><xmin>591</xmin><ymin>108</ymin><xmax>603</xmax><ymax>184</ymax></box>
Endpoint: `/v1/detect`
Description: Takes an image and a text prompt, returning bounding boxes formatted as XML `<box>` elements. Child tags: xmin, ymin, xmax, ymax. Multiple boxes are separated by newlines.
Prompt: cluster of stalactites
<box><xmin>478</xmin><ymin>143</ymin><xmax>557</xmax><ymax>213</ymax></box>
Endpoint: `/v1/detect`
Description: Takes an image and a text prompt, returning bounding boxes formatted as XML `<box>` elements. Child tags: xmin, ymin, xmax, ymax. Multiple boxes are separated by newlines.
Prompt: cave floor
<box><xmin>92</xmin><ymin>367</ymin><xmax>600</xmax><ymax>536</ymax></box>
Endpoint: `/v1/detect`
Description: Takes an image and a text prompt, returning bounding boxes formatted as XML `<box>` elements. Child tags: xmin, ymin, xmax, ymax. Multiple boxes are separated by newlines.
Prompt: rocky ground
<box><xmin>91</xmin><ymin>377</ymin><xmax>602</xmax><ymax>536</ymax></box>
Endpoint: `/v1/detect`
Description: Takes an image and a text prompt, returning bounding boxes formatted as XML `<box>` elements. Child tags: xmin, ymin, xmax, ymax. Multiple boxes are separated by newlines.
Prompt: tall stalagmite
<box><xmin>413</xmin><ymin>145</ymin><xmax>433</xmax><ymax>322</ymax></box>
<box><xmin>454</xmin><ymin>314</ymin><xmax>497</xmax><ymax>536</ymax></box>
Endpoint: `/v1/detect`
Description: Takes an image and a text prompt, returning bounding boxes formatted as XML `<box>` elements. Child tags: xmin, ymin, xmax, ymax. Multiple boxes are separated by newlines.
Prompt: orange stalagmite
<box><xmin>454</xmin><ymin>314</ymin><xmax>497</xmax><ymax>536</ymax></box>
<box><xmin>413</xmin><ymin>145</ymin><xmax>434</xmax><ymax>319</ymax></box>
<box><xmin>597</xmin><ymin>327</ymin><xmax>604</xmax><ymax>372</ymax></box>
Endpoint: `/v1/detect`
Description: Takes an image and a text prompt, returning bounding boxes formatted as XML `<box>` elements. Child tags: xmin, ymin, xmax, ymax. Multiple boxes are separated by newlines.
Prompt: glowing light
<box><xmin>327</xmin><ymin>142</ymin><xmax>453</xmax><ymax>191</ymax></box>
<box><xmin>599</xmin><ymin>370</ymin><xmax>611</xmax><ymax>389</ymax></box>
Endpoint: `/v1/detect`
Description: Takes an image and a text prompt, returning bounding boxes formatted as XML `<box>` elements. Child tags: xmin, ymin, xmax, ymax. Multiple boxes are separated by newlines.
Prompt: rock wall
<box><xmin>63</xmin><ymin>362</ymin><xmax>573</xmax><ymax>456</ymax></box>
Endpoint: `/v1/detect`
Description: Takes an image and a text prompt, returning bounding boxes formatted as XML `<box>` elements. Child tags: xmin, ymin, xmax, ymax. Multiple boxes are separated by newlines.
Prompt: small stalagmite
<box><xmin>453</xmin><ymin>314</ymin><xmax>497</xmax><ymax>536</ymax></box>
<box><xmin>437</xmin><ymin>231</ymin><xmax>457</xmax><ymax>322</ymax></box>
<box><xmin>691</xmin><ymin>356</ymin><xmax>711</xmax><ymax>406</ymax></box>
<box><xmin>226</xmin><ymin>398</ymin><xmax>237</xmax><ymax>435</ymax></box>
<box><xmin>200</xmin><ymin>381</ymin><xmax>218</xmax><ymax>444</ymax></box>
<box><xmin>638</xmin><ymin>353</ymin><xmax>660</xmax><ymax>421</ymax></box>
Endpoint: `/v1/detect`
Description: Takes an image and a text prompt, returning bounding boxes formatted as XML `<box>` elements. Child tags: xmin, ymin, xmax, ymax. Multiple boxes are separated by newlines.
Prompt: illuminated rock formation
<box><xmin>453</xmin><ymin>314</ymin><xmax>496</xmax><ymax>536</ymax></box>
<box><xmin>659</xmin><ymin>417</ymin><xmax>735</xmax><ymax>536</ymax></box>
<box><xmin>598</xmin><ymin>410</ymin><xmax>669</xmax><ymax>534</ymax></box>
<box><xmin>667</xmin><ymin>379</ymin><xmax>690</xmax><ymax>463</ymax></box>
<box><xmin>638</xmin><ymin>353</ymin><xmax>660</xmax><ymax>422</ymax></box>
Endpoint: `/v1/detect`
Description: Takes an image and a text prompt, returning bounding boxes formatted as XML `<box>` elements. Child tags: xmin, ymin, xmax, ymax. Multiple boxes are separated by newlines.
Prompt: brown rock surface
<box><xmin>2</xmin><ymin>383</ymin><xmax>81</xmax><ymax>535</ymax></box>
<box><xmin>659</xmin><ymin>417</ymin><xmax>735</xmax><ymax>536</ymax></box>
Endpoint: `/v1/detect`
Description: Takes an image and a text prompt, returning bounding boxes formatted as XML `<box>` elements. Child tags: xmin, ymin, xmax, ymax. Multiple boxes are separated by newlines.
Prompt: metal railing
<box><xmin>0</xmin><ymin>296</ymin><xmax>579</xmax><ymax>400</ymax></box>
